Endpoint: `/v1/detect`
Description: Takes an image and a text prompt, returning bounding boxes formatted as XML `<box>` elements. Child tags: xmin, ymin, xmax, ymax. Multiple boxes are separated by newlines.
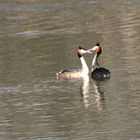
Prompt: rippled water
<box><xmin>0</xmin><ymin>0</ymin><xmax>140</xmax><ymax>140</ymax></box>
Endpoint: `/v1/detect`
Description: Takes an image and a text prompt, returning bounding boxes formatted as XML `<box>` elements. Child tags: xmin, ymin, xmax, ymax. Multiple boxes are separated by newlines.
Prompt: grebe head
<box><xmin>88</xmin><ymin>42</ymin><xmax>102</xmax><ymax>55</ymax></box>
<box><xmin>77</xmin><ymin>46</ymin><xmax>91</xmax><ymax>57</ymax></box>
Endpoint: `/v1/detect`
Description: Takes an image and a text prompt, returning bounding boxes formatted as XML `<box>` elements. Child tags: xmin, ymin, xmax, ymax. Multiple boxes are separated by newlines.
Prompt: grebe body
<box><xmin>88</xmin><ymin>43</ymin><xmax>111</xmax><ymax>80</ymax></box>
<box><xmin>91</xmin><ymin>67</ymin><xmax>110</xmax><ymax>79</ymax></box>
<box><xmin>56</xmin><ymin>47</ymin><xmax>91</xmax><ymax>79</ymax></box>
<box><xmin>57</xmin><ymin>69</ymin><xmax>83</xmax><ymax>79</ymax></box>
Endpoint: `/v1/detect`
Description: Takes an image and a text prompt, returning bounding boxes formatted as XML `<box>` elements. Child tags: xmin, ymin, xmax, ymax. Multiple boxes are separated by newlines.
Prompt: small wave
<box><xmin>6</xmin><ymin>15</ymin><xmax>28</xmax><ymax>20</ymax></box>
<box><xmin>0</xmin><ymin>85</ymin><xmax>22</xmax><ymax>94</ymax></box>
<box><xmin>16</xmin><ymin>30</ymin><xmax>46</xmax><ymax>38</ymax></box>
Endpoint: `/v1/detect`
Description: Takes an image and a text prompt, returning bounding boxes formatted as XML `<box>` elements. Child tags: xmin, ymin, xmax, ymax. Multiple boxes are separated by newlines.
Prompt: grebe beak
<box><xmin>87</xmin><ymin>46</ymin><xmax>99</xmax><ymax>53</ymax></box>
<box><xmin>85</xmin><ymin>50</ymin><xmax>92</xmax><ymax>54</ymax></box>
<box><xmin>78</xmin><ymin>46</ymin><xmax>92</xmax><ymax>54</ymax></box>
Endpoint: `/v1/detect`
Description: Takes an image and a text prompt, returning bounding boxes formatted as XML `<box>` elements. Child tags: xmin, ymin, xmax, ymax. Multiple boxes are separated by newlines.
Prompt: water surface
<box><xmin>0</xmin><ymin>0</ymin><xmax>140</xmax><ymax>140</ymax></box>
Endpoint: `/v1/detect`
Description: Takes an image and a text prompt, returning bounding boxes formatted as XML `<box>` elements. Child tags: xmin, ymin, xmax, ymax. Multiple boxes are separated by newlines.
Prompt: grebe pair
<box><xmin>56</xmin><ymin>43</ymin><xmax>110</xmax><ymax>80</ymax></box>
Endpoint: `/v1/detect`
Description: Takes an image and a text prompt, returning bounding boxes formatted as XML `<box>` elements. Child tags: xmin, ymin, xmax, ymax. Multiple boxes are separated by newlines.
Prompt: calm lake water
<box><xmin>0</xmin><ymin>0</ymin><xmax>140</xmax><ymax>140</ymax></box>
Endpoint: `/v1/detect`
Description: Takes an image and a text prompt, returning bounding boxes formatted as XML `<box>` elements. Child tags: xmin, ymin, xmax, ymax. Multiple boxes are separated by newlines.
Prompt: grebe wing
<box><xmin>61</xmin><ymin>68</ymin><xmax>81</xmax><ymax>73</ymax></box>
<box><xmin>93</xmin><ymin>68</ymin><xmax>110</xmax><ymax>73</ymax></box>
<box><xmin>91</xmin><ymin>67</ymin><xmax>110</xmax><ymax>80</ymax></box>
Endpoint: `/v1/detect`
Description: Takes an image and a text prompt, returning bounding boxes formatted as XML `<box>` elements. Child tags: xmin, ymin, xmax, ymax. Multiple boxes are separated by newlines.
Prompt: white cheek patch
<box><xmin>79</xmin><ymin>49</ymin><xmax>86</xmax><ymax>54</ymax></box>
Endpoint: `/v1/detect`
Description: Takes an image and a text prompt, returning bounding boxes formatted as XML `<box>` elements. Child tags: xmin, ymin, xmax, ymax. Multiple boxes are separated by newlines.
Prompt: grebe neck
<box><xmin>91</xmin><ymin>53</ymin><xmax>100</xmax><ymax>71</ymax></box>
<box><xmin>80</xmin><ymin>56</ymin><xmax>89</xmax><ymax>75</ymax></box>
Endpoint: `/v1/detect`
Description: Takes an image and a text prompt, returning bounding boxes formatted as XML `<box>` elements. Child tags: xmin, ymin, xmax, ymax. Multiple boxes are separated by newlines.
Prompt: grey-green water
<box><xmin>0</xmin><ymin>0</ymin><xmax>140</xmax><ymax>140</ymax></box>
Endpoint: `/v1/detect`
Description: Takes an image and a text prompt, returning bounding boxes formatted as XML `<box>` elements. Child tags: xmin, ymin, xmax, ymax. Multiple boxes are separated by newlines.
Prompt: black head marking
<box><xmin>79</xmin><ymin>46</ymin><xmax>85</xmax><ymax>50</ymax></box>
<box><xmin>79</xmin><ymin>46</ymin><xmax>82</xmax><ymax>49</ymax></box>
<box><xmin>96</xmin><ymin>42</ymin><xmax>100</xmax><ymax>46</ymax></box>
<box><xmin>77</xmin><ymin>51</ymin><xmax>82</xmax><ymax>58</ymax></box>
<box><xmin>78</xmin><ymin>46</ymin><xmax>84</xmax><ymax>58</ymax></box>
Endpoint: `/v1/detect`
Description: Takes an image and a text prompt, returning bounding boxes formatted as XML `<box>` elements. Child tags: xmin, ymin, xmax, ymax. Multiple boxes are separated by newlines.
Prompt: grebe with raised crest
<box><xmin>56</xmin><ymin>46</ymin><xmax>91</xmax><ymax>79</ymax></box>
<box><xmin>88</xmin><ymin>43</ymin><xmax>111</xmax><ymax>80</ymax></box>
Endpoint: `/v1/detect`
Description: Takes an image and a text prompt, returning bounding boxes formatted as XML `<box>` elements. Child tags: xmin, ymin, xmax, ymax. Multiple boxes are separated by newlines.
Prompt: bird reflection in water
<box><xmin>80</xmin><ymin>77</ymin><xmax>105</xmax><ymax>110</ymax></box>
<box><xmin>80</xmin><ymin>76</ymin><xmax>90</xmax><ymax>109</ymax></box>
<box><xmin>92</xmin><ymin>80</ymin><xmax>105</xmax><ymax>111</ymax></box>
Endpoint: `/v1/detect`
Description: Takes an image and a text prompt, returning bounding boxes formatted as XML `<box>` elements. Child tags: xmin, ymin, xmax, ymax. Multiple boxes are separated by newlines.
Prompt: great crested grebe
<box><xmin>88</xmin><ymin>43</ymin><xmax>111</xmax><ymax>79</ymax></box>
<box><xmin>56</xmin><ymin>46</ymin><xmax>91</xmax><ymax>79</ymax></box>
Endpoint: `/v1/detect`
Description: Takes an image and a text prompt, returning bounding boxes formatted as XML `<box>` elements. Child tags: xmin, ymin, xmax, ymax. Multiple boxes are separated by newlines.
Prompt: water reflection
<box><xmin>80</xmin><ymin>76</ymin><xmax>90</xmax><ymax>109</ymax></box>
<box><xmin>92</xmin><ymin>80</ymin><xmax>105</xmax><ymax>111</ymax></box>
<box><xmin>80</xmin><ymin>75</ymin><xmax>106</xmax><ymax>110</ymax></box>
